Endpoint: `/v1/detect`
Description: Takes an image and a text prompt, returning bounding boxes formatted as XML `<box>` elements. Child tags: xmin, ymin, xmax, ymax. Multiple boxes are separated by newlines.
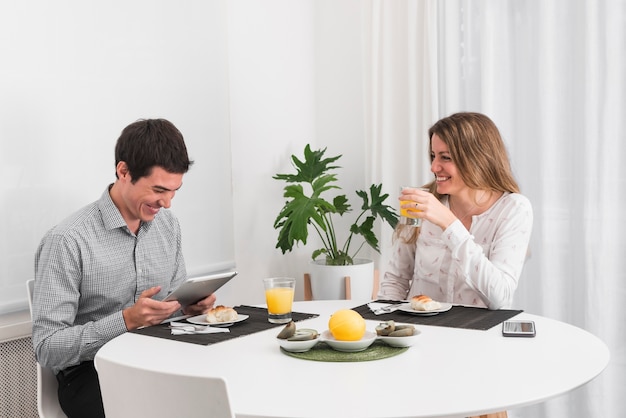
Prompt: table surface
<box><xmin>95</xmin><ymin>300</ymin><xmax>609</xmax><ymax>418</ymax></box>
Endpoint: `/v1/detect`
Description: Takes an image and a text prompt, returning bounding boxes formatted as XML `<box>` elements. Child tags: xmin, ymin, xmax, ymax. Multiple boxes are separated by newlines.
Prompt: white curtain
<box><xmin>364</xmin><ymin>1</ymin><xmax>625</xmax><ymax>417</ymax></box>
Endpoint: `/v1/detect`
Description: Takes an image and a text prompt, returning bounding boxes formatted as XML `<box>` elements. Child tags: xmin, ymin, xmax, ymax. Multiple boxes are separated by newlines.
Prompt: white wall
<box><xmin>0</xmin><ymin>1</ymin><xmax>235</xmax><ymax>315</ymax></box>
<box><xmin>219</xmin><ymin>0</ymin><xmax>372</xmax><ymax>307</ymax></box>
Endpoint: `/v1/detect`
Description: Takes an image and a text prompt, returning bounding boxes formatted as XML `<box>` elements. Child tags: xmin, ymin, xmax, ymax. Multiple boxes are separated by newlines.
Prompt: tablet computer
<box><xmin>163</xmin><ymin>271</ymin><xmax>237</xmax><ymax>306</ymax></box>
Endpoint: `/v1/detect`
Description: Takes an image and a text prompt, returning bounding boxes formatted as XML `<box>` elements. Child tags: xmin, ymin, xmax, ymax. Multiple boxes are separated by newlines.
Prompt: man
<box><xmin>31</xmin><ymin>119</ymin><xmax>216</xmax><ymax>417</ymax></box>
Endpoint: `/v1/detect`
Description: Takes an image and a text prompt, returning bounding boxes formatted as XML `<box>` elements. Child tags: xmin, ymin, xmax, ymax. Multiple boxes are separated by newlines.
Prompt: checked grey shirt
<box><xmin>32</xmin><ymin>186</ymin><xmax>187</xmax><ymax>374</ymax></box>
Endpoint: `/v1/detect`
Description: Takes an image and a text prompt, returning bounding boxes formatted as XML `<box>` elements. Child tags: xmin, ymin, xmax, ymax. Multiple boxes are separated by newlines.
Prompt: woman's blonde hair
<box><xmin>396</xmin><ymin>112</ymin><xmax>519</xmax><ymax>243</ymax></box>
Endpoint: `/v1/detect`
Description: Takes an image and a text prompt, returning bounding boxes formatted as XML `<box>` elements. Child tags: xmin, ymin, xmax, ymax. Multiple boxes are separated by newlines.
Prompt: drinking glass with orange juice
<box><xmin>400</xmin><ymin>186</ymin><xmax>425</xmax><ymax>227</ymax></box>
<box><xmin>263</xmin><ymin>277</ymin><xmax>296</xmax><ymax>323</ymax></box>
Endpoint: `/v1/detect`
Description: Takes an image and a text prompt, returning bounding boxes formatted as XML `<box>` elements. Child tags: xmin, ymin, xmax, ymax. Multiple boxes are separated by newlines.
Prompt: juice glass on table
<box><xmin>263</xmin><ymin>277</ymin><xmax>296</xmax><ymax>323</ymax></box>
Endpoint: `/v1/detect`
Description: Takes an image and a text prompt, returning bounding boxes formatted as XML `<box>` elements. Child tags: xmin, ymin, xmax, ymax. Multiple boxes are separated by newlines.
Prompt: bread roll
<box><xmin>410</xmin><ymin>295</ymin><xmax>441</xmax><ymax>311</ymax></box>
<box><xmin>206</xmin><ymin>305</ymin><xmax>238</xmax><ymax>323</ymax></box>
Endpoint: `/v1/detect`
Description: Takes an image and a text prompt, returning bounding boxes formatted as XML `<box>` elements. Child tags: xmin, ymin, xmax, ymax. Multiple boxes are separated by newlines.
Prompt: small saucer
<box><xmin>277</xmin><ymin>336</ymin><xmax>320</xmax><ymax>353</ymax></box>
<box><xmin>321</xmin><ymin>330</ymin><xmax>377</xmax><ymax>352</ymax></box>
<box><xmin>377</xmin><ymin>329</ymin><xmax>421</xmax><ymax>348</ymax></box>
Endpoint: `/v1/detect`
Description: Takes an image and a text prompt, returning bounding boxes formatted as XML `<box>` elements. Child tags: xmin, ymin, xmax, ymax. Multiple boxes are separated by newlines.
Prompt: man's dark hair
<box><xmin>115</xmin><ymin>118</ymin><xmax>194</xmax><ymax>182</ymax></box>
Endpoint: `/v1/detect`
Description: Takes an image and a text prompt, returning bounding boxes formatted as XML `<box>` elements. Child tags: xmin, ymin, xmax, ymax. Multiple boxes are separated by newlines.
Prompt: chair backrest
<box><xmin>26</xmin><ymin>279</ymin><xmax>67</xmax><ymax>418</ymax></box>
<box><xmin>95</xmin><ymin>355</ymin><xmax>235</xmax><ymax>418</ymax></box>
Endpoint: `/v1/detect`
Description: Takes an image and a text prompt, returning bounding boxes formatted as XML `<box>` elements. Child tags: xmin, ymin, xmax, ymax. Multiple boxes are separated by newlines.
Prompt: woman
<box><xmin>379</xmin><ymin>112</ymin><xmax>533</xmax><ymax>310</ymax></box>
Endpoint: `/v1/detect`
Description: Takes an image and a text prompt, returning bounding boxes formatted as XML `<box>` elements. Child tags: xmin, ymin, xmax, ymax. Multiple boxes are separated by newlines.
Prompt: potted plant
<box><xmin>273</xmin><ymin>144</ymin><xmax>399</xmax><ymax>299</ymax></box>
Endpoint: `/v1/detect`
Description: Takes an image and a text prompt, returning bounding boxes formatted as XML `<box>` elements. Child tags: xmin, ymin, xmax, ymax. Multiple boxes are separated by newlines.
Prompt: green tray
<box><xmin>281</xmin><ymin>340</ymin><xmax>408</xmax><ymax>362</ymax></box>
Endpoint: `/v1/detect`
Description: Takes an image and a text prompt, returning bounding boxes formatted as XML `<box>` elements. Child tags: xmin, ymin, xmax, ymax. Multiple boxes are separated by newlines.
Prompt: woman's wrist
<box><xmin>439</xmin><ymin>212</ymin><xmax>458</xmax><ymax>230</ymax></box>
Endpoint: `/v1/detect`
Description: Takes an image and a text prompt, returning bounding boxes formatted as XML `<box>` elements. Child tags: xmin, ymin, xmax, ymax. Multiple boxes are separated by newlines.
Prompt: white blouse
<box><xmin>379</xmin><ymin>193</ymin><xmax>533</xmax><ymax>309</ymax></box>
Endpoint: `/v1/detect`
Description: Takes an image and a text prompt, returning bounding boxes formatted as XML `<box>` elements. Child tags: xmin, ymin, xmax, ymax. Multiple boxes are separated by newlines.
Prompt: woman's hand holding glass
<box><xmin>399</xmin><ymin>187</ymin><xmax>428</xmax><ymax>227</ymax></box>
<box><xmin>400</xmin><ymin>187</ymin><xmax>457</xmax><ymax>230</ymax></box>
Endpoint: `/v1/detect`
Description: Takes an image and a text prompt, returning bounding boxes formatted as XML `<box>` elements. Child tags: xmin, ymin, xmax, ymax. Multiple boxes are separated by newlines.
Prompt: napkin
<box><xmin>169</xmin><ymin>323</ymin><xmax>230</xmax><ymax>335</ymax></box>
<box><xmin>367</xmin><ymin>302</ymin><xmax>403</xmax><ymax>315</ymax></box>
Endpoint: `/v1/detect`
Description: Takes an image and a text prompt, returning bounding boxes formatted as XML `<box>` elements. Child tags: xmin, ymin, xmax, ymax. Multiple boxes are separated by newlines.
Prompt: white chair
<box><xmin>26</xmin><ymin>279</ymin><xmax>67</xmax><ymax>418</ymax></box>
<box><xmin>95</xmin><ymin>355</ymin><xmax>235</xmax><ymax>418</ymax></box>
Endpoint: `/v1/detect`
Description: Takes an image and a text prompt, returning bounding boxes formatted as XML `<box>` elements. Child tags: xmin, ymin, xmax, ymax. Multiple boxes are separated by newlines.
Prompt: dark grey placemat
<box><xmin>130</xmin><ymin>305</ymin><xmax>319</xmax><ymax>345</ymax></box>
<box><xmin>353</xmin><ymin>300</ymin><xmax>522</xmax><ymax>330</ymax></box>
<box><xmin>281</xmin><ymin>340</ymin><xmax>408</xmax><ymax>362</ymax></box>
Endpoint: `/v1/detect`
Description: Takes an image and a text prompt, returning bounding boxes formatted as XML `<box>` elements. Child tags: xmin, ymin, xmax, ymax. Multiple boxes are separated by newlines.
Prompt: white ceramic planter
<box><xmin>308</xmin><ymin>258</ymin><xmax>374</xmax><ymax>300</ymax></box>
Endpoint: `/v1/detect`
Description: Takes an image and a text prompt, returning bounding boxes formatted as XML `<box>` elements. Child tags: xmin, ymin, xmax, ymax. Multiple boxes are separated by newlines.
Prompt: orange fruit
<box><xmin>328</xmin><ymin>309</ymin><xmax>366</xmax><ymax>341</ymax></box>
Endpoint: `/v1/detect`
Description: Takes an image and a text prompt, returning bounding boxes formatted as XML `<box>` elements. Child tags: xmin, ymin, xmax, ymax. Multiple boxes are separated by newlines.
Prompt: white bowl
<box><xmin>276</xmin><ymin>335</ymin><xmax>320</xmax><ymax>353</ymax></box>
<box><xmin>321</xmin><ymin>330</ymin><xmax>377</xmax><ymax>352</ymax></box>
<box><xmin>377</xmin><ymin>329</ymin><xmax>421</xmax><ymax>348</ymax></box>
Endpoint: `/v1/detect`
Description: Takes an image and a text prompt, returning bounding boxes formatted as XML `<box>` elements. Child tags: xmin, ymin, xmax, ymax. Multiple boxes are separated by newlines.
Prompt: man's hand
<box><xmin>122</xmin><ymin>286</ymin><xmax>181</xmax><ymax>330</ymax></box>
<box><xmin>182</xmin><ymin>293</ymin><xmax>217</xmax><ymax>316</ymax></box>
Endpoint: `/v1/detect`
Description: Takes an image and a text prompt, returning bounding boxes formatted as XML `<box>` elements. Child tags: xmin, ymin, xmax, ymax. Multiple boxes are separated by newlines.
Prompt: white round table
<box><xmin>95</xmin><ymin>300</ymin><xmax>609</xmax><ymax>418</ymax></box>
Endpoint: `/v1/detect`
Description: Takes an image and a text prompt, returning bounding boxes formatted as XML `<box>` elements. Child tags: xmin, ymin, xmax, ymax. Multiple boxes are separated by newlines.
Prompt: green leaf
<box><xmin>312</xmin><ymin>248</ymin><xmax>326</xmax><ymax>260</ymax></box>
<box><xmin>273</xmin><ymin>184</ymin><xmax>335</xmax><ymax>253</ymax></box>
<box><xmin>273</xmin><ymin>144</ymin><xmax>342</xmax><ymax>184</ymax></box>
<box><xmin>350</xmin><ymin>216</ymin><xmax>379</xmax><ymax>252</ymax></box>
<box><xmin>358</xmin><ymin>184</ymin><xmax>399</xmax><ymax>229</ymax></box>
<box><xmin>332</xmin><ymin>195</ymin><xmax>350</xmax><ymax>215</ymax></box>
<box><xmin>326</xmin><ymin>252</ymin><xmax>353</xmax><ymax>266</ymax></box>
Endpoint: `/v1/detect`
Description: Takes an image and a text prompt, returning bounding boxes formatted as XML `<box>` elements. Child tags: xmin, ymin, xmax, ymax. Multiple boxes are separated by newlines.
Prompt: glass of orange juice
<box><xmin>400</xmin><ymin>186</ymin><xmax>425</xmax><ymax>227</ymax></box>
<box><xmin>263</xmin><ymin>277</ymin><xmax>296</xmax><ymax>323</ymax></box>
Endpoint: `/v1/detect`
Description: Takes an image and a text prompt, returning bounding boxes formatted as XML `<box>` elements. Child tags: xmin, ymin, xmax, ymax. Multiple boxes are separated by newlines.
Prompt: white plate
<box><xmin>321</xmin><ymin>330</ymin><xmax>377</xmax><ymax>352</ymax></box>
<box><xmin>186</xmin><ymin>314</ymin><xmax>249</xmax><ymax>327</ymax></box>
<box><xmin>397</xmin><ymin>302</ymin><xmax>453</xmax><ymax>316</ymax></box>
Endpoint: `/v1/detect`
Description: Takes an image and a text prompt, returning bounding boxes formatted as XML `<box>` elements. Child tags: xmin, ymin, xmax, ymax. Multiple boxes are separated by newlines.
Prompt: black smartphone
<box><xmin>502</xmin><ymin>320</ymin><xmax>536</xmax><ymax>337</ymax></box>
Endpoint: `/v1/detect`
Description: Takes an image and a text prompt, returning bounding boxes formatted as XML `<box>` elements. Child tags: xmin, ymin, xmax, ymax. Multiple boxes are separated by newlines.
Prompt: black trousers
<box><xmin>56</xmin><ymin>361</ymin><xmax>105</xmax><ymax>418</ymax></box>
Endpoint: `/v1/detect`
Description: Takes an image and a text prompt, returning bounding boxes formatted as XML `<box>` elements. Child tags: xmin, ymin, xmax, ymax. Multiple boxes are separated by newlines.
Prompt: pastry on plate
<box><xmin>206</xmin><ymin>305</ymin><xmax>238</xmax><ymax>323</ymax></box>
<box><xmin>410</xmin><ymin>295</ymin><xmax>441</xmax><ymax>311</ymax></box>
